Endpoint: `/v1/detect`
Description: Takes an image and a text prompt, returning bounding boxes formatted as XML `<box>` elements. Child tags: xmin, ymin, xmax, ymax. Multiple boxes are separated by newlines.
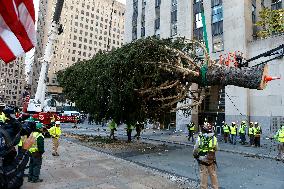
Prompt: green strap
<box><xmin>201</xmin><ymin>10</ymin><xmax>209</xmax><ymax>53</ymax></box>
<box><xmin>200</xmin><ymin>64</ymin><xmax>208</xmax><ymax>86</ymax></box>
<box><xmin>200</xmin><ymin>2</ymin><xmax>209</xmax><ymax>86</ymax></box>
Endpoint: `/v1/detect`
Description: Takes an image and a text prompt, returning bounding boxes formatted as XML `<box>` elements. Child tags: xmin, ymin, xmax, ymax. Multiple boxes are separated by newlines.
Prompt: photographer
<box><xmin>0</xmin><ymin>110</ymin><xmax>35</xmax><ymax>189</ymax></box>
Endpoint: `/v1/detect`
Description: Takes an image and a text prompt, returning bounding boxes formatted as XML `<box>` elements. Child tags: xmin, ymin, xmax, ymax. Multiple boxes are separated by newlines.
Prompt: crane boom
<box><xmin>27</xmin><ymin>0</ymin><xmax>64</xmax><ymax>113</ymax></box>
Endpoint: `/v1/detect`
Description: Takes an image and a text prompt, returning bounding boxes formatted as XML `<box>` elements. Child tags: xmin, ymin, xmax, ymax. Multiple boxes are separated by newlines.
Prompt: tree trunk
<box><xmin>203</xmin><ymin>64</ymin><xmax>268</xmax><ymax>90</ymax></box>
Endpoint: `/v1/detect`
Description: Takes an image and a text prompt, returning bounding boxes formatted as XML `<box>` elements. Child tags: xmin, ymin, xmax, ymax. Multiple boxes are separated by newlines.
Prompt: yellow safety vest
<box><xmin>254</xmin><ymin>126</ymin><xmax>261</xmax><ymax>137</ymax></box>
<box><xmin>49</xmin><ymin>126</ymin><xmax>62</xmax><ymax>138</ymax></box>
<box><xmin>189</xmin><ymin>124</ymin><xmax>195</xmax><ymax>131</ymax></box>
<box><xmin>276</xmin><ymin>129</ymin><xmax>284</xmax><ymax>143</ymax></box>
<box><xmin>29</xmin><ymin>132</ymin><xmax>44</xmax><ymax>153</ymax></box>
<box><xmin>230</xmin><ymin>126</ymin><xmax>237</xmax><ymax>135</ymax></box>
<box><xmin>18</xmin><ymin>136</ymin><xmax>27</xmax><ymax>147</ymax></box>
<box><xmin>223</xmin><ymin>124</ymin><xmax>230</xmax><ymax>133</ymax></box>
<box><xmin>248</xmin><ymin>127</ymin><xmax>254</xmax><ymax>135</ymax></box>
<box><xmin>0</xmin><ymin>112</ymin><xmax>7</xmax><ymax>123</ymax></box>
<box><xmin>198</xmin><ymin>135</ymin><xmax>217</xmax><ymax>153</ymax></box>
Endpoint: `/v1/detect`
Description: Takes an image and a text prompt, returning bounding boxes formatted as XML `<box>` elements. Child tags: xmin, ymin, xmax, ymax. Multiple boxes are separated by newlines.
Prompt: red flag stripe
<box><xmin>0</xmin><ymin>14</ymin><xmax>25</xmax><ymax>56</ymax></box>
<box><xmin>0</xmin><ymin>0</ymin><xmax>34</xmax><ymax>52</ymax></box>
<box><xmin>0</xmin><ymin>37</ymin><xmax>16</xmax><ymax>63</ymax></box>
<box><xmin>14</xmin><ymin>0</ymin><xmax>35</xmax><ymax>22</ymax></box>
<box><xmin>22</xmin><ymin>0</ymin><xmax>35</xmax><ymax>22</ymax></box>
<box><xmin>0</xmin><ymin>0</ymin><xmax>35</xmax><ymax>63</ymax></box>
<box><xmin>18</xmin><ymin>3</ymin><xmax>36</xmax><ymax>46</ymax></box>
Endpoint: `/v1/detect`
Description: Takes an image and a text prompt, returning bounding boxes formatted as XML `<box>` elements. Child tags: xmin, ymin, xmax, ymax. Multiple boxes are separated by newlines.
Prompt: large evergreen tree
<box><xmin>57</xmin><ymin>37</ymin><xmax>267</xmax><ymax>124</ymax></box>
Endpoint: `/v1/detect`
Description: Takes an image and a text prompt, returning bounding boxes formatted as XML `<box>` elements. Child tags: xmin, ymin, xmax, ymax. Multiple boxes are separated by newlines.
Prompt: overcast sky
<box><xmin>117</xmin><ymin>0</ymin><xmax>126</xmax><ymax>4</ymax></box>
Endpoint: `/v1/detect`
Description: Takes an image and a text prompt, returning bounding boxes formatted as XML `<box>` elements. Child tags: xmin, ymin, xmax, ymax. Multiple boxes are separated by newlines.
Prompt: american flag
<box><xmin>0</xmin><ymin>0</ymin><xmax>36</xmax><ymax>63</ymax></box>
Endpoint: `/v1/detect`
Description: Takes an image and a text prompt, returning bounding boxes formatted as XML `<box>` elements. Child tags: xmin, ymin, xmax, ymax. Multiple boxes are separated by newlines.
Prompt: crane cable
<box><xmin>225</xmin><ymin>92</ymin><xmax>243</xmax><ymax>116</ymax></box>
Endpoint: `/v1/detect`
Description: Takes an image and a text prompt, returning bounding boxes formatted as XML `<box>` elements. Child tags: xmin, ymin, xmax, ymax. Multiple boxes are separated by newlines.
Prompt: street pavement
<box><xmin>61</xmin><ymin>122</ymin><xmax>284</xmax><ymax>189</ymax></box>
<box><xmin>22</xmin><ymin>138</ymin><xmax>192</xmax><ymax>189</ymax></box>
<box><xmin>63</xmin><ymin>122</ymin><xmax>279</xmax><ymax>159</ymax></box>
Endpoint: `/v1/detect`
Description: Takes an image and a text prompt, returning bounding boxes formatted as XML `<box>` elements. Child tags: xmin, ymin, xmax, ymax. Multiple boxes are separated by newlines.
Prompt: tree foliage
<box><xmin>58</xmin><ymin>37</ymin><xmax>198</xmax><ymax>124</ymax></box>
<box><xmin>256</xmin><ymin>8</ymin><xmax>284</xmax><ymax>38</ymax></box>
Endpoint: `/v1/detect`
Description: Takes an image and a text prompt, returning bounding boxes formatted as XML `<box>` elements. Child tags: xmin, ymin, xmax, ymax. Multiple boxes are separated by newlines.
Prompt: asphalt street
<box><xmin>62</xmin><ymin>123</ymin><xmax>284</xmax><ymax>189</ymax></box>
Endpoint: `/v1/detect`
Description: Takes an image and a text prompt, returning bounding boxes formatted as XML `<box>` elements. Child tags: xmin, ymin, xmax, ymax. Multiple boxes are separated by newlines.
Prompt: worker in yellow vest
<box><xmin>230</xmin><ymin>122</ymin><xmax>237</xmax><ymax>145</ymax></box>
<box><xmin>48</xmin><ymin>121</ymin><xmax>62</xmax><ymax>156</ymax></box>
<box><xmin>248</xmin><ymin>122</ymin><xmax>255</xmax><ymax>146</ymax></box>
<box><xmin>193</xmin><ymin>123</ymin><xmax>219</xmax><ymax>189</ymax></box>
<box><xmin>222</xmin><ymin>121</ymin><xmax>230</xmax><ymax>143</ymax></box>
<box><xmin>274</xmin><ymin>125</ymin><xmax>284</xmax><ymax>161</ymax></box>
<box><xmin>239</xmin><ymin>121</ymin><xmax>247</xmax><ymax>145</ymax></box>
<box><xmin>187</xmin><ymin>122</ymin><xmax>196</xmax><ymax>142</ymax></box>
<box><xmin>28</xmin><ymin>122</ymin><xmax>45</xmax><ymax>183</ymax></box>
<box><xmin>254</xmin><ymin>122</ymin><xmax>262</xmax><ymax>147</ymax></box>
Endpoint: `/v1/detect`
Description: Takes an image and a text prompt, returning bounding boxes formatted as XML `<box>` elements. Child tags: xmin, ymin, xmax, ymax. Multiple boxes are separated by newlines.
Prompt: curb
<box><xmin>136</xmin><ymin>136</ymin><xmax>276</xmax><ymax>160</ymax></box>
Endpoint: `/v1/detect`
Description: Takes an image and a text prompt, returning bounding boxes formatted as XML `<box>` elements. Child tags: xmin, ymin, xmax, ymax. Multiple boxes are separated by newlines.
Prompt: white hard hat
<box><xmin>254</xmin><ymin>122</ymin><xmax>258</xmax><ymax>125</ymax></box>
<box><xmin>232</xmin><ymin>122</ymin><xmax>236</xmax><ymax>124</ymax></box>
<box><xmin>55</xmin><ymin>121</ymin><xmax>61</xmax><ymax>124</ymax></box>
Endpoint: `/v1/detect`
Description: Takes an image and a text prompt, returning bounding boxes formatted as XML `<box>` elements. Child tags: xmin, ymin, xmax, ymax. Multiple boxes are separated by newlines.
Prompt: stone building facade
<box><xmin>125</xmin><ymin>0</ymin><xmax>284</xmax><ymax>134</ymax></box>
<box><xmin>0</xmin><ymin>57</ymin><xmax>26</xmax><ymax>107</ymax></box>
<box><xmin>31</xmin><ymin>0</ymin><xmax>125</xmax><ymax>96</ymax></box>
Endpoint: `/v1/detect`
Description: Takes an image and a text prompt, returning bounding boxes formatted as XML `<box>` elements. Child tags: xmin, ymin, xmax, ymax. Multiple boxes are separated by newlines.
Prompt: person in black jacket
<box><xmin>0</xmin><ymin>112</ymin><xmax>35</xmax><ymax>189</ymax></box>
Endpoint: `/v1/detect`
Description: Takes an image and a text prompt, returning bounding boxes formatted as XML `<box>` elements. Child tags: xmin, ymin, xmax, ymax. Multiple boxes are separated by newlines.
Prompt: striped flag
<box><xmin>0</xmin><ymin>0</ymin><xmax>36</xmax><ymax>63</ymax></box>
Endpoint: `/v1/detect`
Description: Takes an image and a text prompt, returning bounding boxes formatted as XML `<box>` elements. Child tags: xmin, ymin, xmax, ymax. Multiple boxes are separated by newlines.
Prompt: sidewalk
<box><xmin>22</xmin><ymin>138</ymin><xmax>193</xmax><ymax>189</ymax></box>
<box><xmin>63</xmin><ymin>123</ymin><xmax>279</xmax><ymax>160</ymax></box>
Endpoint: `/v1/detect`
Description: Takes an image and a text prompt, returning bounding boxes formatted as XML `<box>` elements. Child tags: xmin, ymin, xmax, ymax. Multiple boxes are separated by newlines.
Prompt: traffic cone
<box><xmin>264</xmin><ymin>76</ymin><xmax>281</xmax><ymax>82</ymax></box>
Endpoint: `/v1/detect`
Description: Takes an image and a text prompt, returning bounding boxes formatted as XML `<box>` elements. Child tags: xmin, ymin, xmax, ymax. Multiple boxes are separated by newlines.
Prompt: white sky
<box><xmin>117</xmin><ymin>0</ymin><xmax>126</xmax><ymax>4</ymax></box>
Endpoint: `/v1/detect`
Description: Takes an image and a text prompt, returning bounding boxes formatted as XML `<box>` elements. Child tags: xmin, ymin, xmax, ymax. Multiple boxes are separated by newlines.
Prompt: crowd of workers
<box><xmin>190</xmin><ymin>120</ymin><xmax>284</xmax><ymax>189</ymax></box>
<box><xmin>188</xmin><ymin>120</ymin><xmax>284</xmax><ymax>160</ymax></box>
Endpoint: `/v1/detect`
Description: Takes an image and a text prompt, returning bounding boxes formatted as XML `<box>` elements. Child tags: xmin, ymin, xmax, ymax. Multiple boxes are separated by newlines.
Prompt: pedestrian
<box><xmin>254</xmin><ymin>122</ymin><xmax>262</xmax><ymax>147</ymax></box>
<box><xmin>230</xmin><ymin>122</ymin><xmax>237</xmax><ymax>145</ymax></box>
<box><xmin>108</xmin><ymin>119</ymin><xmax>117</xmax><ymax>140</ymax></box>
<box><xmin>134</xmin><ymin>121</ymin><xmax>144</xmax><ymax>140</ymax></box>
<box><xmin>187</xmin><ymin>122</ymin><xmax>196</xmax><ymax>142</ymax></box>
<box><xmin>274</xmin><ymin>125</ymin><xmax>284</xmax><ymax>161</ymax></box>
<box><xmin>222</xmin><ymin>121</ymin><xmax>230</xmax><ymax>143</ymax></box>
<box><xmin>239</xmin><ymin>121</ymin><xmax>247</xmax><ymax>145</ymax></box>
<box><xmin>28</xmin><ymin>122</ymin><xmax>45</xmax><ymax>183</ymax></box>
<box><xmin>248</xmin><ymin>122</ymin><xmax>255</xmax><ymax>146</ymax></box>
<box><xmin>48</xmin><ymin>121</ymin><xmax>62</xmax><ymax>156</ymax></box>
<box><xmin>193</xmin><ymin>123</ymin><xmax>219</xmax><ymax>189</ymax></box>
<box><xmin>126</xmin><ymin>124</ymin><xmax>134</xmax><ymax>142</ymax></box>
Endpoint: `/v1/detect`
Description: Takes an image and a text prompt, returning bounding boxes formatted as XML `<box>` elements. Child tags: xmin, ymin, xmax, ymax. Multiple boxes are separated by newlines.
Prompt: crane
<box><xmin>27</xmin><ymin>0</ymin><xmax>64</xmax><ymax>113</ymax></box>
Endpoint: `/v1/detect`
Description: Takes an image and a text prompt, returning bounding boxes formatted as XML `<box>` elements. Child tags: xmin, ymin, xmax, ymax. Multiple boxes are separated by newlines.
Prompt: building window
<box><xmin>132</xmin><ymin>0</ymin><xmax>138</xmax><ymax>40</ymax></box>
<box><xmin>155</xmin><ymin>0</ymin><xmax>161</xmax><ymax>7</ymax></box>
<box><xmin>193</xmin><ymin>0</ymin><xmax>203</xmax><ymax>40</ymax></box>
<box><xmin>212</xmin><ymin>5</ymin><xmax>223</xmax><ymax>23</ymax></box>
<box><xmin>271</xmin><ymin>0</ymin><xmax>282</xmax><ymax>10</ymax></box>
<box><xmin>171</xmin><ymin>0</ymin><xmax>178</xmax><ymax>36</ymax></box>
<box><xmin>212</xmin><ymin>35</ymin><xmax>224</xmax><ymax>52</ymax></box>
<box><xmin>141</xmin><ymin>0</ymin><xmax>146</xmax><ymax>37</ymax></box>
<box><xmin>252</xmin><ymin>0</ymin><xmax>257</xmax><ymax>37</ymax></box>
<box><xmin>211</xmin><ymin>0</ymin><xmax>224</xmax><ymax>52</ymax></box>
